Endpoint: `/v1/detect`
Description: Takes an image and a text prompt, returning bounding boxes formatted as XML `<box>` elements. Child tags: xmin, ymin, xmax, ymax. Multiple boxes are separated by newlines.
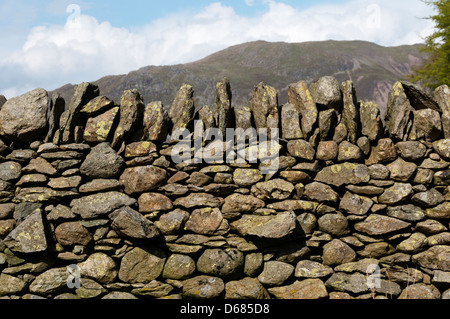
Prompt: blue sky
<box><xmin>0</xmin><ymin>0</ymin><xmax>437</xmax><ymax>98</ymax></box>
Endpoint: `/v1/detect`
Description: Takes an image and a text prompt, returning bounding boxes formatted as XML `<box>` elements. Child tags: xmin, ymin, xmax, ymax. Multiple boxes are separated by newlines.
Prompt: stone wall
<box><xmin>0</xmin><ymin>77</ymin><xmax>449</xmax><ymax>300</ymax></box>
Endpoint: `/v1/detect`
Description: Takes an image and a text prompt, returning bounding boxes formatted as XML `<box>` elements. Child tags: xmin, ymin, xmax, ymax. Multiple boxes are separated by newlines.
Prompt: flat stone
<box><xmin>396</xmin><ymin>141</ymin><xmax>427</xmax><ymax>161</ymax></box>
<box><xmin>83</xmin><ymin>107</ymin><xmax>119</xmax><ymax>143</ymax></box>
<box><xmin>399</xmin><ymin>283</ymin><xmax>441</xmax><ymax>299</ymax></box>
<box><xmin>315</xmin><ymin>162</ymin><xmax>370</xmax><ymax>187</ymax></box>
<box><xmin>182</xmin><ymin>276</ymin><xmax>224</xmax><ymax>299</ymax></box>
<box><xmin>29</xmin><ymin>268</ymin><xmax>69</xmax><ymax>296</ymax></box>
<box><xmin>412</xmin><ymin>189</ymin><xmax>445</xmax><ymax>208</ymax></box>
<box><xmin>425</xmin><ymin>202</ymin><xmax>450</xmax><ymax>219</ymax></box>
<box><xmin>378</xmin><ymin>183</ymin><xmax>413</xmax><ymax>205</ymax></box>
<box><xmin>322</xmin><ymin>239</ymin><xmax>356</xmax><ymax>266</ymax></box>
<box><xmin>80</xmin><ymin>143</ymin><xmax>125</xmax><ymax>179</ymax></box>
<box><xmin>295</xmin><ymin>260</ymin><xmax>333</xmax><ymax>278</ymax></box>
<box><xmin>304</xmin><ymin>182</ymin><xmax>339</xmax><ymax>203</ymax></box>
<box><xmin>225</xmin><ymin>277</ymin><xmax>269</xmax><ymax>299</ymax></box>
<box><xmin>387</xmin><ymin>158</ymin><xmax>417</xmax><ymax>182</ymax></box>
<box><xmin>174</xmin><ymin>193</ymin><xmax>223</xmax><ymax>209</ymax></box>
<box><xmin>230</xmin><ymin>211</ymin><xmax>297</xmax><ymax>239</ymax></box>
<box><xmin>124</xmin><ymin>141</ymin><xmax>157</xmax><ymax>158</ymax></box>
<box><xmin>0</xmin><ymin>273</ymin><xmax>27</xmax><ymax>296</ymax></box>
<box><xmin>433</xmin><ymin>139</ymin><xmax>450</xmax><ymax>160</ymax></box>
<box><xmin>268</xmin><ymin>278</ymin><xmax>328</xmax><ymax>299</ymax></box>
<box><xmin>79</xmin><ymin>179</ymin><xmax>122</xmax><ymax>193</ymax></box>
<box><xmin>257</xmin><ymin>261</ymin><xmax>294</xmax><ymax>286</ymax></box>
<box><xmin>386</xmin><ymin>205</ymin><xmax>426</xmax><ymax>222</ymax></box>
<box><xmin>70</xmin><ymin>191</ymin><xmax>136</xmax><ymax>219</ymax></box>
<box><xmin>354</xmin><ymin>214</ymin><xmax>410</xmax><ymax>236</ymax></box>
<box><xmin>339</xmin><ymin>192</ymin><xmax>373</xmax><ymax>216</ymax></box>
<box><xmin>251</xmin><ymin>179</ymin><xmax>295</xmax><ymax>200</ymax></box>
<box><xmin>155</xmin><ymin>209</ymin><xmax>190</xmax><ymax>235</ymax></box>
<box><xmin>288</xmin><ymin>81</ymin><xmax>317</xmax><ymax>138</ymax></box>
<box><xmin>197</xmin><ymin>248</ymin><xmax>244</xmax><ymax>280</ymax></box>
<box><xmin>143</xmin><ymin>101</ymin><xmax>170</xmax><ymax>143</ymax></box>
<box><xmin>55</xmin><ymin>221</ymin><xmax>93</xmax><ymax>246</ymax></box>
<box><xmin>221</xmin><ymin>193</ymin><xmax>265</xmax><ymax>218</ymax></box>
<box><xmin>287</xmin><ymin>139</ymin><xmax>315</xmax><ymax>161</ymax></box>
<box><xmin>325</xmin><ymin>272</ymin><xmax>369</xmax><ymax>294</ymax></box>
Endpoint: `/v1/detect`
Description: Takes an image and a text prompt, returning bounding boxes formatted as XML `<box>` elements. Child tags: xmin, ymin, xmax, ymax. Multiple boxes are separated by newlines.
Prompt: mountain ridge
<box><xmin>54</xmin><ymin>40</ymin><xmax>426</xmax><ymax>118</ymax></box>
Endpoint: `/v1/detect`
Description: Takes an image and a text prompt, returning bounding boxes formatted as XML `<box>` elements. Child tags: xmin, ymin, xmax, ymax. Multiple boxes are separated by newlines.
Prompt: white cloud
<box><xmin>245</xmin><ymin>0</ymin><xmax>255</xmax><ymax>6</ymax></box>
<box><xmin>0</xmin><ymin>0</ymin><xmax>436</xmax><ymax>98</ymax></box>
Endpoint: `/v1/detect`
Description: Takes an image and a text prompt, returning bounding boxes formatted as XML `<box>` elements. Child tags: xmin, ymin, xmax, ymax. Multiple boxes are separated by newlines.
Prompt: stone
<box><xmin>169</xmin><ymin>84</ymin><xmax>195</xmax><ymax>137</ymax></box>
<box><xmin>411</xmin><ymin>109</ymin><xmax>442</xmax><ymax>141</ymax></box>
<box><xmin>268</xmin><ymin>279</ymin><xmax>328</xmax><ymax>299</ymax></box>
<box><xmin>155</xmin><ymin>209</ymin><xmax>189</xmax><ymax>235</ymax></box>
<box><xmin>295</xmin><ymin>260</ymin><xmax>333</xmax><ymax>278</ymax></box>
<box><xmin>386</xmin><ymin>205</ymin><xmax>426</xmax><ymax>222</ymax></box>
<box><xmin>60</xmin><ymin>83</ymin><xmax>100</xmax><ymax>143</ymax></box>
<box><xmin>400</xmin><ymin>81</ymin><xmax>440</xmax><ymax>111</ymax></box>
<box><xmin>120</xmin><ymin>165</ymin><xmax>168</xmax><ymax>195</ymax></box>
<box><xmin>4</xmin><ymin>210</ymin><xmax>47</xmax><ymax>253</ymax></box>
<box><xmin>396</xmin><ymin>141</ymin><xmax>427</xmax><ymax>161</ymax></box>
<box><xmin>251</xmin><ymin>179</ymin><xmax>295</xmax><ymax>201</ymax></box>
<box><xmin>412</xmin><ymin>189</ymin><xmax>445</xmax><ymax>208</ymax></box>
<box><xmin>414</xmin><ymin>168</ymin><xmax>434</xmax><ymax>184</ymax></box>
<box><xmin>415</xmin><ymin>219</ymin><xmax>447</xmax><ymax>235</ymax></box>
<box><xmin>0</xmin><ymin>273</ymin><xmax>27</xmax><ymax>296</ymax></box>
<box><xmin>315</xmin><ymin>162</ymin><xmax>370</xmax><ymax>187</ymax></box>
<box><xmin>76</xmin><ymin>278</ymin><xmax>107</xmax><ymax>299</ymax></box>
<box><xmin>280</xmin><ymin>170</ymin><xmax>311</xmax><ymax>183</ymax></box>
<box><xmin>184</xmin><ymin>207</ymin><xmax>229</xmax><ymax>236</ymax></box>
<box><xmin>338</xmin><ymin>141</ymin><xmax>362</xmax><ymax>162</ymax></box>
<box><xmin>44</xmin><ymin>92</ymin><xmax>66</xmax><ymax>143</ymax></box>
<box><xmin>0</xmin><ymin>161</ymin><xmax>21</xmax><ymax>182</ymax></box>
<box><xmin>316</xmin><ymin>141</ymin><xmax>338</xmax><ymax>161</ymax></box>
<box><xmin>334</xmin><ymin>258</ymin><xmax>379</xmax><ymax>273</ymax></box>
<box><xmin>17</xmin><ymin>174</ymin><xmax>48</xmax><ymax>186</ymax></box>
<box><xmin>378</xmin><ymin>183</ymin><xmax>413</xmax><ymax>205</ymax></box>
<box><xmin>309</xmin><ymin>76</ymin><xmax>342</xmax><ymax>109</ymax></box>
<box><xmin>48</xmin><ymin>176</ymin><xmax>82</xmax><ymax>189</ymax></box>
<box><xmin>397</xmin><ymin>233</ymin><xmax>428</xmax><ymax>254</ymax></box>
<box><xmin>197</xmin><ymin>248</ymin><xmax>244</xmax><ymax>280</ymax></box>
<box><xmin>318</xmin><ymin>214</ymin><xmax>349</xmax><ymax>236</ymax></box>
<box><xmin>221</xmin><ymin>194</ymin><xmax>265</xmax><ymax>218</ymax></box>
<box><xmin>80</xmin><ymin>95</ymin><xmax>114</xmax><ymax>115</ymax></box>
<box><xmin>109</xmin><ymin>206</ymin><xmax>161</xmax><ymax>239</ymax></box>
<box><xmin>70</xmin><ymin>191</ymin><xmax>136</xmax><ymax>219</ymax></box>
<box><xmin>425</xmin><ymin>202</ymin><xmax>450</xmax><ymax>219</ymax></box>
<box><xmin>163</xmin><ymin>254</ymin><xmax>196</xmax><ymax>280</ymax></box>
<box><xmin>433</xmin><ymin>139</ymin><xmax>450</xmax><ymax>160</ymax></box>
<box><xmin>111</xmin><ymin>89</ymin><xmax>145</xmax><ymax>148</ymax></box>
<box><xmin>0</xmin><ymin>203</ymin><xmax>15</xmax><ymax>219</ymax></box>
<box><xmin>386</xmin><ymin>158</ymin><xmax>417</xmax><ymax>182</ymax></box>
<box><xmin>234</xmin><ymin>106</ymin><xmax>253</xmax><ymax>130</ymax></box>
<box><xmin>55</xmin><ymin>222</ymin><xmax>93</xmax><ymax>246</ymax></box>
<box><xmin>13</xmin><ymin>187</ymin><xmax>78</xmax><ymax>204</ymax></box>
<box><xmin>213</xmin><ymin>78</ymin><xmax>233</xmax><ymax>136</ymax></box>
<box><xmin>143</xmin><ymin>101</ymin><xmax>170</xmax><ymax>143</ymax></box>
<box><xmin>318</xmin><ymin>109</ymin><xmax>337</xmax><ymax>140</ymax></box>
<box><xmin>399</xmin><ymin>283</ymin><xmax>441</xmax><ymax>299</ymax></box>
<box><xmin>225</xmin><ymin>277</ymin><xmax>269</xmax><ymax>299</ymax></box>
<box><xmin>80</xmin><ymin>143</ymin><xmax>125</xmax><ymax>179</ymax></box>
<box><xmin>231</xmin><ymin>211</ymin><xmax>297</xmax><ymax>239</ymax></box>
<box><xmin>138</xmin><ymin>192</ymin><xmax>173</xmax><ymax>213</ymax></box>
<box><xmin>281</xmin><ymin>103</ymin><xmax>303</xmax><ymax>140</ymax></box>
<box><xmin>125</xmin><ymin>141</ymin><xmax>157</xmax><ymax>158</ymax></box>
<box><xmin>366</xmin><ymin>138</ymin><xmax>397</xmax><ymax>165</ymax></box>
<box><xmin>174</xmin><ymin>193</ymin><xmax>223</xmax><ymax>209</ymax></box>
<box><xmin>84</xmin><ymin>107</ymin><xmax>119</xmax><ymax>143</ymax></box>
<box><xmin>322</xmin><ymin>239</ymin><xmax>356</xmax><ymax>266</ymax></box>
<box><xmin>29</xmin><ymin>268</ymin><xmax>69</xmax><ymax>296</ymax></box>
<box><xmin>79</xmin><ymin>179</ymin><xmax>122</xmax><ymax>193</ymax></box>
<box><xmin>248</xmin><ymin>82</ymin><xmax>279</xmax><ymax>138</ymax></box>
<box><xmin>341</xmin><ymin>81</ymin><xmax>360</xmax><ymax>144</ymax></box>
<box><xmin>325</xmin><ymin>272</ymin><xmax>369</xmax><ymax>294</ymax></box>
<box><xmin>288</xmin><ymin>81</ymin><xmax>317</xmax><ymax>138</ymax></box>
<box><xmin>0</xmin><ymin>88</ymin><xmax>49</xmax><ymax>142</ymax></box>
<box><xmin>182</xmin><ymin>276</ymin><xmax>225</xmax><ymax>299</ymax></box>
<box><xmin>233</xmin><ymin>169</ymin><xmax>263</xmax><ymax>187</ymax></box>
<box><xmin>354</xmin><ymin>214</ymin><xmax>410</xmax><ymax>236</ymax></box>
<box><xmin>22</xmin><ymin>157</ymin><xmax>56</xmax><ymax>176</ymax></box>
<box><xmin>368</xmin><ymin>164</ymin><xmax>390</xmax><ymax>180</ymax></box>
<box><xmin>257</xmin><ymin>261</ymin><xmax>294</xmax><ymax>286</ymax></box>
<box><xmin>78</xmin><ymin>253</ymin><xmax>118</xmax><ymax>284</ymax></box>
<box><xmin>119</xmin><ymin>246</ymin><xmax>166</xmax><ymax>283</ymax></box>
<box><xmin>435</xmin><ymin>85</ymin><xmax>450</xmax><ymax>138</ymax></box>
<box><xmin>304</xmin><ymin>182</ymin><xmax>339</xmax><ymax>203</ymax></box>
<box><xmin>360</xmin><ymin>101</ymin><xmax>382</xmax><ymax>141</ymax></box>
<box><xmin>413</xmin><ymin>245</ymin><xmax>450</xmax><ymax>271</ymax></box>
<box><xmin>287</xmin><ymin>139</ymin><xmax>315</xmax><ymax>161</ymax></box>
<box><xmin>385</xmin><ymin>82</ymin><xmax>411</xmax><ymax>140</ymax></box>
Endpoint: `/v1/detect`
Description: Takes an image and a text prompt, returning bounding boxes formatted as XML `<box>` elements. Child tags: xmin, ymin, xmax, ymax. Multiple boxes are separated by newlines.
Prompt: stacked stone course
<box><xmin>0</xmin><ymin>77</ymin><xmax>449</xmax><ymax>299</ymax></box>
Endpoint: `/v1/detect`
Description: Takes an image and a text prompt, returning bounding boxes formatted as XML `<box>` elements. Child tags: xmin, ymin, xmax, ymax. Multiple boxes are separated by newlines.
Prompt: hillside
<box><xmin>54</xmin><ymin>40</ymin><xmax>426</xmax><ymax>117</ymax></box>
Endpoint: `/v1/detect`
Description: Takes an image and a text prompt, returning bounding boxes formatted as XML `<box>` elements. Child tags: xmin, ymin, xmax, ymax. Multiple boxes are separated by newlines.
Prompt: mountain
<box><xmin>54</xmin><ymin>40</ymin><xmax>426</xmax><ymax>118</ymax></box>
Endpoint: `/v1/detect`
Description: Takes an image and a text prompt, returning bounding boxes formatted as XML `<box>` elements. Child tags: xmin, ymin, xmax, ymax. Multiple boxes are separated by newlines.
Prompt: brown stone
<box><xmin>138</xmin><ymin>192</ymin><xmax>173</xmax><ymax>212</ymax></box>
<box><xmin>119</xmin><ymin>165</ymin><xmax>168</xmax><ymax>195</ymax></box>
<box><xmin>55</xmin><ymin>221</ymin><xmax>93</xmax><ymax>246</ymax></box>
<box><xmin>354</xmin><ymin>214</ymin><xmax>411</xmax><ymax>235</ymax></box>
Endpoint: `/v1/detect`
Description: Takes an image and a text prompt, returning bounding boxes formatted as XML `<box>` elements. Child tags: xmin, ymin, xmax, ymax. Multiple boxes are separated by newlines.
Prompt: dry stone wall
<box><xmin>0</xmin><ymin>77</ymin><xmax>449</xmax><ymax>300</ymax></box>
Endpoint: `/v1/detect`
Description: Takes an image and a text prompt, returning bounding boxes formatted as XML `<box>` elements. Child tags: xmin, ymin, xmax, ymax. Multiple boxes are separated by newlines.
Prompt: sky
<box><xmin>0</xmin><ymin>0</ymin><xmax>437</xmax><ymax>99</ymax></box>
